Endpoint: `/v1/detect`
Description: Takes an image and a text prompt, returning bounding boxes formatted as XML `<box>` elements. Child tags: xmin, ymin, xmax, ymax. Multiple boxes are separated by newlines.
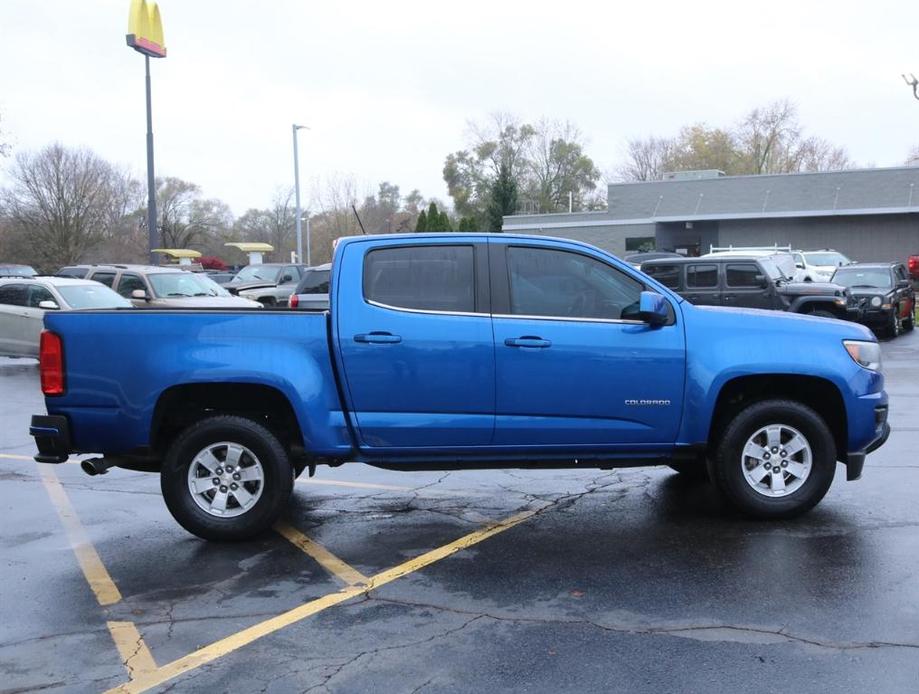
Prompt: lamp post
<box><xmin>125</xmin><ymin>0</ymin><xmax>167</xmax><ymax>264</ymax></box>
<box><xmin>292</xmin><ymin>124</ymin><xmax>310</xmax><ymax>264</ymax></box>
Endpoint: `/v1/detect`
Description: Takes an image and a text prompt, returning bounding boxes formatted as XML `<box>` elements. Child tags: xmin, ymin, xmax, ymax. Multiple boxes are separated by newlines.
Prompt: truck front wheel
<box><xmin>709</xmin><ymin>400</ymin><xmax>836</xmax><ymax>519</ymax></box>
<box><xmin>161</xmin><ymin>415</ymin><xmax>294</xmax><ymax>541</ymax></box>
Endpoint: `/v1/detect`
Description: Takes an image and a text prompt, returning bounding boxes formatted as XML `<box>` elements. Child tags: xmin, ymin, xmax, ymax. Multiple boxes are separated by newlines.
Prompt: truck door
<box><xmin>489</xmin><ymin>240</ymin><xmax>685</xmax><ymax>447</ymax></box>
<box><xmin>335</xmin><ymin>240</ymin><xmax>495</xmax><ymax>449</ymax></box>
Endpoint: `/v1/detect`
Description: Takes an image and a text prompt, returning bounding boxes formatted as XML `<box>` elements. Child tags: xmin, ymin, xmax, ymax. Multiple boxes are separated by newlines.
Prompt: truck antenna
<box><xmin>352</xmin><ymin>205</ymin><xmax>367</xmax><ymax>235</ymax></box>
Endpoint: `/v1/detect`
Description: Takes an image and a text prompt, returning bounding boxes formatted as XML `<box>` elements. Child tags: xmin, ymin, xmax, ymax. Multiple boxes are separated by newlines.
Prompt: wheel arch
<box><xmin>707</xmin><ymin>374</ymin><xmax>847</xmax><ymax>461</ymax></box>
<box><xmin>151</xmin><ymin>382</ymin><xmax>304</xmax><ymax>458</ymax></box>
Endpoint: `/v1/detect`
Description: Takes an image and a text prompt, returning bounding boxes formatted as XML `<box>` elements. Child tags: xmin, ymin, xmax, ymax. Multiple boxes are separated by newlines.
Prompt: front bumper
<box><xmin>30</xmin><ymin>414</ymin><xmax>71</xmax><ymax>464</ymax></box>
<box><xmin>859</xmin><ymin>308</ymin><xmax>894</xmax><ymax>329</ymax></box>
<box><xmin>845</xmin><ymin>405</ymin><xmax>889</xmax><ymax>481</ymax></box>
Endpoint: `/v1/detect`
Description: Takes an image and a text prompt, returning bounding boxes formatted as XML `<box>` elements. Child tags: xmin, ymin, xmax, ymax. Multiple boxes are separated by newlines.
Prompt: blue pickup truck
<box><xmin>30</xmin><ymin>234</ymin><xmax>889</xmax><ymax>540</ymax></box>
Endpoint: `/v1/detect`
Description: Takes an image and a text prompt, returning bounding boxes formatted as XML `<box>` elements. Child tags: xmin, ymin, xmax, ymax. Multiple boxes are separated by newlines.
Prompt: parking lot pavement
<box><xmin>2</xmin><ymin>335</ymin><xmax>919</xmax><ymax>694</ymax></box>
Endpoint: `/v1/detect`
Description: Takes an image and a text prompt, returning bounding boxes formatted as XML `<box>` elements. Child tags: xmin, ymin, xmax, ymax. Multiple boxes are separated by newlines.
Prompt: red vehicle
<box><xmin>908</xmin><ymin>255</ymin><xmax>919</xmax><ymax>282</ymax></box>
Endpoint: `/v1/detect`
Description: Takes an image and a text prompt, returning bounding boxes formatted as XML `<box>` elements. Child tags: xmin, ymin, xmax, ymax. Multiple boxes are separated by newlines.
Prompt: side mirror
<box><xmin>38</xmin><ymin>300</ymin><xmax>59</xmax><ymax>310</ymax></box>
<box><xmin>754</xmin><ymin>273</ymin><xmax>768</xmax><ymax>288</ymax></box>
<box><xmin>897</xmin><ymin>279</ymin><xmax>910</xmax><ymax>289</ymax></box>
<box><xmin>795</xmin><ymin>263</ymin><xmax>805</xmax><ymax>269</ymax></box>
<box><xmin>638</xmin><ymin>291</ymin><xmax>669</xmax><ymax>326</ymax></box>
<box><xmin>131</xmin><ymin>289</ymin><xmax>149</xmax><ymax>301</ymax></box>
<box><xmin>281</xmin><ymin>274</ymin><xmax>294</xmax><ymax>284</ymax></box>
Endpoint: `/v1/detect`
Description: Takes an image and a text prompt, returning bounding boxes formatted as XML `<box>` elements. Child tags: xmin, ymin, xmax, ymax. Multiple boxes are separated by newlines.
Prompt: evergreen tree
<box><xmin>485</xmin><ymin>162</ymin><xmax>517</xmax><ymax>231</ymax></box>
<box><xmin>415</xmin><ymin>209</ymin><xmax>427</xmax><ymax>232</ymax></box>
<box><xmin>458</xmin><ymin>216</ymin><xmax>479</xmax><ymax>232</ymax></box>
<box><xmin>440</xmin><ymin>211</ymin><xmax>452</xmax><ymax>231</ymax></box>
<box><xmin>426</xmin><ymin>202</ymin><xmax>441</xmax><ymax>231</ymax></box>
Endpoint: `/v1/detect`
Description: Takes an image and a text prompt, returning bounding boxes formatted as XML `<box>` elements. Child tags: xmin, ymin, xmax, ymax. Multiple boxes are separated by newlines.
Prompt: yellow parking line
<box><xmin>297</xmin><ymin>478</ymin><xmax>413</xmax><ymax>491</ymax></box>
<box><xmin>107</xmin><ymin>621</ymin><xmax>158</xmax><ymax>678</ymax></box>
<box><xmin>104</xmin><ymin>509</ymin><xmax>536</xmax><ymax>694</ymax></box>
<box><xmin>38</xmin><ymin>465</ymin><xmax>123</xmax><ymax>606</ymax></box>
<box><xmin>274</xmin><ymin>521</ymin><xmax>369</xmax><ymax>585</ymax></box>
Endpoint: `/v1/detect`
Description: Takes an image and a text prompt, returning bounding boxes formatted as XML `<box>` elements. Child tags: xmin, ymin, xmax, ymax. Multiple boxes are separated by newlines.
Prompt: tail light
<box><xmin>288</xmin><ymin>294</ymin><xmax>299</xmax><ymax>308</ymax></box>
<box><xmin>40</xmin><ymin>331</ymin><xmax>65</xmax><ymax>396</ymax></box>
<box><xmin>909</xmin><ymin>256</ymin><xmax>919</xmax><ymax>276</ymax></box>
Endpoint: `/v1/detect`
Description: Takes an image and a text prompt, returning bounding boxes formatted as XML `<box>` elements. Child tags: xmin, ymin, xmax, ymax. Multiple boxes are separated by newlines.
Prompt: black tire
<box><xmin>259</xmin><ymin>297</ymin><xmax>276</xmax><ymax>307</ymax></box>
<box><xmin>161</xmin><ymin>415</ymin><xmax>294</xmax><ymax>541</ymax></box>
<box><xmin>888</xmin><ymin>308</ymin><xmax>901</xmax><ymax>338</ymax></box>
<box><xmin>708</xmin><ymin>399</ymin><xmax>836</xmax><ymax>519</ymax></box>
<box><xmin>905</xmin><ymin>310</ymin><xmax>915</xmax><ymax>332</ymax></box>
<box><xmin>668</xmin><ymin>460</ymin><xmax>709</xmax><ymax>481</ymax></box>
<box><xmin>808</xmin><ymin>309</ymin><xmax>836</xmax><ymax>319</ymax></box>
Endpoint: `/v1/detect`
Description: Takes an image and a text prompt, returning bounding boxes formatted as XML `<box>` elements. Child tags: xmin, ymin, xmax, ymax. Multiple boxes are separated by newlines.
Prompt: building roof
<box><xmin>504</xmin><ymin>166</ymin><xmax>919</xmax><ymax>231</ymax></box>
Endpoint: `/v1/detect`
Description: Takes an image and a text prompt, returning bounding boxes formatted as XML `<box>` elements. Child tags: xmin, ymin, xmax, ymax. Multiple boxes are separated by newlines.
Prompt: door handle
<box><xmin>504</xmin><ymin>336</ymin><xmax>551</xmax><ymax>348</ymax></box>
<box><xmin>354</xmin><ymin>332</ymin><xmax>402</xmax><ymax>344</ymax></box>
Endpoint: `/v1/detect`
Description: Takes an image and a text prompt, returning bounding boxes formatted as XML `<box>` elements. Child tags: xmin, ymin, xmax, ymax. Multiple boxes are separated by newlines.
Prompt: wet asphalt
<box><xmin>1</xmin><ymin>333</ymin><xmax>917</xmax><ymax>693</ymax></box>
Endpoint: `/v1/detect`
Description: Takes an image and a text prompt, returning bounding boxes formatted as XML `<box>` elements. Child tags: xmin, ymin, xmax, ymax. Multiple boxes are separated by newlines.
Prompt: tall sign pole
<box><xmin>126</xmin><ymin>0</ymin><xmax>166</xmax><ymax>263</ymax></box>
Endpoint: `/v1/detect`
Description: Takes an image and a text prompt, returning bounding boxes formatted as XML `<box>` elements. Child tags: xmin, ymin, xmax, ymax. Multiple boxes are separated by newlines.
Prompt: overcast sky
<box><xmin>2</xmin><ymin>0</ymin><xmax>917</xmax><ymax>215</ymax></box>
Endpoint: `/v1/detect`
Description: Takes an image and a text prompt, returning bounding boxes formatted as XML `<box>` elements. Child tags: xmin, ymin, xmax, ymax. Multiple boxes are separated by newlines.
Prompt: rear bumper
<box><xmin>845</xmin><ymin>406</ymin><xmax>889</xmax><ymax>481</ymax></box>
<box><xmin>30</xmin><ymin>414</ymin><xmax>71</xmax><ymax>464</ymax></box>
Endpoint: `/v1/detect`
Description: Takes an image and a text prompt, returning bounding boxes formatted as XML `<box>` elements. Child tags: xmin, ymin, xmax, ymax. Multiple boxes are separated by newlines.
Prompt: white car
<box><xmin>792</xmin><ymin>250</ymin><xmax>853</xmax><ymax>282</ymax></box>
<box><xmin>0</xmin><ymin>277</ymin><xmax>132</xmax><ymax>358</ymax></box>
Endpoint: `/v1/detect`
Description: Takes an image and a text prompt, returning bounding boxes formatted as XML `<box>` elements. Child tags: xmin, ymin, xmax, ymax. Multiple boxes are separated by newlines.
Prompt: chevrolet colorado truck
<box><xmin>30</xmin><ymin>234</ymin><xmax>890</xmax><ymax>541</ymax></box>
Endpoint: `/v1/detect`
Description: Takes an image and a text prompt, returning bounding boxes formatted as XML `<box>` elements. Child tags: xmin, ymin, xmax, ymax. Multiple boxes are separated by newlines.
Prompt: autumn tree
<box><xmin>618</xmin><ymin>100</ymin><xmax>853</xmax><ymax>181</ymax></box>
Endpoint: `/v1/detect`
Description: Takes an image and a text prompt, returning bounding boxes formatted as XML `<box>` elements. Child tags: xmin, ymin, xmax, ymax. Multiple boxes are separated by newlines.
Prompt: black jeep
<box><xmin>830</xmin><ymin>262</ymin><xmax>915</xmax><ymax>337</ymax></box>
<box><xmin>641</xmin><ymin>255</ymin><xmax>856</xmax><ymax>319</ymax></box>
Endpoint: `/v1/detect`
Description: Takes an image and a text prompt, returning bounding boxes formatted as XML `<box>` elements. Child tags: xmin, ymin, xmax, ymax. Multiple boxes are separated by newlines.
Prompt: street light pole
<box><xmin>292</xmin><ymin>124</ymin><xmax>309</xmax><ymax>264</ymax></box>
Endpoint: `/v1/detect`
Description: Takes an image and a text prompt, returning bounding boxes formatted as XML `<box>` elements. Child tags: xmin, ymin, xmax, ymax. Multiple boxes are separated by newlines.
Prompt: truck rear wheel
<box><xmin>709</xmin><ymin>400</ymin><xmax>836</xmax><ymax>519</ymax></box>
<box><xmin>161</xmin><ymin>415</ymin><xmax>293</xmax><ymax>541</ymax></box>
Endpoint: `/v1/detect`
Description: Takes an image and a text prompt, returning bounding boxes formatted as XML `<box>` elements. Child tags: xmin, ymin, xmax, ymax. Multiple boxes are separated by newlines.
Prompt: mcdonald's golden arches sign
<box><xmin>126</xmin><ymin>0</ymin><xmax>166</xmax><ymax>58</ymax></box>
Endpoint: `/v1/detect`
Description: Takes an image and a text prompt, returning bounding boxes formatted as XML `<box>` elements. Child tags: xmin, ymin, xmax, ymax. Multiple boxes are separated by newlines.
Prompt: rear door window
<box><xmin>686</xmin><ymin>264</ymin><xmax>718</xmax><ymax>288</ymax></box>
<box><xmin>90</xmin><ymin>272</ymin><xmax>117</xmax><ymax>288</ymax></box>
<box><xmin>726</xmin><ymin>263</ymin><xmax>761</xmax><ymax>288</ymax></box>
<box><xmin>0</xmin><ymin>284</ymin><xmax>28</xmax><ymax>306</ymax></box>
<box><xmin>363</xmin><ymin>245</ymin><xmax>475</xmax><ymax>313</ymax></box>
<box><xmin>644</xmin><ymin>264</ymin><xmax>681</xmax><ymax>289</ymax></box>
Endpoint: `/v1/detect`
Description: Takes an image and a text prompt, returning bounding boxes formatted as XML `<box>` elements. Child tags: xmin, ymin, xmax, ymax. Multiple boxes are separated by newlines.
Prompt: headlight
<box><xmin>844</xmin><ymin>340</ymin><xmax>882</xmax><ymax>371</ymax></box>
<box><xmin>870</xmin><ymin>296</ymin><xmax>882</xmax><ymax>307</ymax></box>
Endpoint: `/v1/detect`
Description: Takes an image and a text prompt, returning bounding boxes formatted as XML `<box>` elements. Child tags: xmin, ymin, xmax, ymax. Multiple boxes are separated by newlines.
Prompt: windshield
<box><xmin>297</xmin><ymin>269</ymin><xmax>330</xmax><ymax>294</ymax></box>
<box><xmin>233</xmin><ymin>265</ymin><xmax>280</xmax><ymax>283</ymax></box>
<box><xmin>0</xmin><ymin>265</ymin><xmax>37</xmax><ymax>278</ymax></box>
<box><xmin>757</xmin><ymin>258</ymin><xmax>784</xmax><ymax>281</ymax></box>
<box><xmin>148</xmin><ymin>273</ymin><xmax>231</xmax><ymax>298</ymax></box>
<box><xmin>57</xmin><ymin>284</ymin><xmax>132</xmax><ymax>309</ymax></box>
<box><xmin>831</xmin><ymin>268</ymin><xmax>892</xmax><ymax>289</ymax></box>
<box><xmin>804</xmin><ymin>252</ymin><xmax>849</xmax><ymax>267</ymax></box>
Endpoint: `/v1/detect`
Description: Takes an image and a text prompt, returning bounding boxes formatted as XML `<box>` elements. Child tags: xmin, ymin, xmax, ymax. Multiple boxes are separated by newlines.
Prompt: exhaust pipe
<box><xmin>80</xmin><ymin>457</ymin><xmax>114</xmax><ymax>476</ymax></box>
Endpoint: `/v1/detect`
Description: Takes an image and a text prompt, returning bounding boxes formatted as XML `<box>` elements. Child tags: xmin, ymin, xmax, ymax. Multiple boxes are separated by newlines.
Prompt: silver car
<box><xmin>287</xmin><ymin>263</ymin><xmax>331</xmax><ymax>310</ymax></box>
<box><xmin>0</xmin><ymin>277</ymin><xmax>132</xmax><ymax>358</ymax></box>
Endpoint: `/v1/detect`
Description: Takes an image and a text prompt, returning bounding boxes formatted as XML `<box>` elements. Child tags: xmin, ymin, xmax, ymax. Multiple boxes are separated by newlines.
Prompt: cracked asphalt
<box><xmin>2</xmin><ymin>331</ymin><xmax>918</xmax><ymax>693</ymax></box>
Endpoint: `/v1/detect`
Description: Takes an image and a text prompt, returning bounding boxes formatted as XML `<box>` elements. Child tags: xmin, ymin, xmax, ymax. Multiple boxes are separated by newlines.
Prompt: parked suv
<box><xmin>642</xmin><ymin>255</ymin><xmax>854</xmax><ymax>319</ymax></box>
<box><xmin>792</xmin><ymin>250</ymin><xmax>852</xmax><ymax>283</ymax></box>
<box><xmin>84</xmin><ymin>265</ymin><xmax>262</xmax><ymax>308</ymax></box>
<box><xmin>830</xmin><ymin>263</ymin><xmax>915</xmax><ymax>337</ymax></box>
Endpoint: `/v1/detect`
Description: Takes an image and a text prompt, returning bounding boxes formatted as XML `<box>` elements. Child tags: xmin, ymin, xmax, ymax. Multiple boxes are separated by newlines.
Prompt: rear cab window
<box><xmin>363</xmin><ymin>245</ymin><xmax>476</xmax><ymax>313</ymax></box>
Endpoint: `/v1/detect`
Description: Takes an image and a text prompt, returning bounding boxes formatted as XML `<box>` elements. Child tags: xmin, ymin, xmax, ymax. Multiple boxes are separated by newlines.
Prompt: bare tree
<box><xmin>617</xmin><ymin>136</ymin><xmax>675</xmax><ymax>182</ymax></box>
<box><xmin>156</xmin><ymin>177</ymin><xmax>233</xmax><ymax>250</ymax></box>
<box><xmin>2</xmin><ymin>144</ymin><xmax>135</xmax><ymax>268</ymax></box>
<box><xmin>0</xmin><ymin>109</ymin><xmax>10</xmax><ymax>158</ymax></box>
<box><xmin>524</xmin><ymin>119</ymin><xmax>601</xmax><ymax>213</ymax></box>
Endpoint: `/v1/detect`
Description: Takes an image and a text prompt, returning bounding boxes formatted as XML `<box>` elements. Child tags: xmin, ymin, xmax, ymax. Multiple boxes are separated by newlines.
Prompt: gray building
<box><xmin>503</xmin><ymin>167</ymin><xmax>919</xmax><ymax>262</ymax></box>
